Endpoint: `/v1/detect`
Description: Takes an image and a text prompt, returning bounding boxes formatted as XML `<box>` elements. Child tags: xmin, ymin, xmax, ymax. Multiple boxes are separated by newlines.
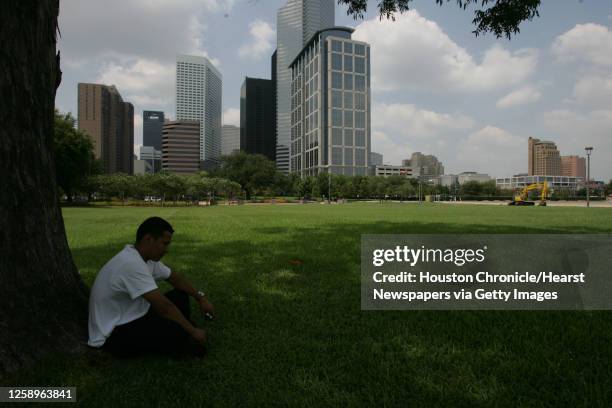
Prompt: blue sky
<box><xmin>55</xmin><ymin>0</ymin><xmax>612</xmax><ymax>180</ymax></box>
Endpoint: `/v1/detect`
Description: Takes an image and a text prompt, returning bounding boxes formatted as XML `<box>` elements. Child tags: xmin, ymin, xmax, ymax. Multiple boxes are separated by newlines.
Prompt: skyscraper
<box><xmin>240</xmin><ymin>77</ymin><xmax>276</xmax><ymax>161</ymax></box>
<box><xmin>289</xmin><ymin>27</ymin><xmax>371</xmax><ymax>176</ymax></box>
<box><xmin>176</xmin><ymin>54</ymin><xmax>222</xmax><ymax>167</ymax></box>
<box><xmin>143</xmin><ymin>110</ymin><xmax>164</xmax><ymax>151</ymax></box>
<box><xmin>528</xmin><ymin>137</ymin><xmax>561</xmax><ymax>176</ymax></box>
<box><xmin>276</xmin><ymin>0</ymin><xmax>335</xmax><ymax>174</ymax></box>
<box><xmin>78</xmin><ymin>83</ymin><xmax>134</xmax><ymax>174</ymax></box>
<box><xmin>222</xmin><ymin>125</ymin><xmax>240</xmax><ymax>156</ymax></box>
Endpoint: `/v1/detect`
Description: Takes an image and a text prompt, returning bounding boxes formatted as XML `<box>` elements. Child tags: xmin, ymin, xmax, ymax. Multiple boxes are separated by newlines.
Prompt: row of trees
<box><xmin>84</xmin><ymin>172</ymin><xmax>241</xmax><ymax>205</ymax></box>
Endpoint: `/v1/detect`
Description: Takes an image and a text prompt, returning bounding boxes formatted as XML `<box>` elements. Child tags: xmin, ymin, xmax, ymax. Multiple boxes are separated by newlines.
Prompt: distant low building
<box><xmin>375</xmin><ymin>165</ymin><xmax>415</xmax><ymax>178</ymax></box>
<box><xmin>133</xmin><ymin>159</ymin><xmax>151</xmax><ymax>175</ymax></box>
<box><xmin>496</xmin><ymin>175</ymin><xmax>584</xmax><ymax>191</ymax></box>
<box><xmin>403</xmin><ymin>152</ymin><xmax>444</xmax><ymax>179</ymax></box>
<box><xmin>457</xmin><ymin>172</ymin><xmax>491</xmax><ymax>184</ymax></box>
<box><xmin>140</xmin><ymin>145</ymin><xmax>161</xmax><ymax>173</ymax></box>
<box><xmin>439</xmin><ymin>174</ymin><xmax>458</xmax><ymax>187</ymax></box>
<box><xmin>162</xmin><ymin>120</ymin><xmax>200</xmax><ymax>174</ymax></box>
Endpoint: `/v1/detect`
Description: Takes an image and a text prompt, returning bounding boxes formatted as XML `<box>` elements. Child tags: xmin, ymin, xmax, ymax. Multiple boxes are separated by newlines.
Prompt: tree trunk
<box><xmin>0</xmin><ymin>1</ymin><xmax>89</xmax><ymax>374</ymax></box>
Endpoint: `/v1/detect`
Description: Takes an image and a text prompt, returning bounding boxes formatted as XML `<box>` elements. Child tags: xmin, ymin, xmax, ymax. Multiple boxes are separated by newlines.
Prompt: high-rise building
<box><xmin>240</xmin><ymin>77</ymin><xmax>276</xmax><ymax>160</ymax></box>
<box><xmin>162</xmin><ymin>120</ymin><xmax>200</xmax><ymax>174</ymax></box>
<box><xmin>276</xmin><ymin>0</ymin><xmax>335</xmax><ymax>174</ymax></box>
<box><xmin>403</xmin><ymin>152</ymin><xmax>444</xmax><ymax>178</ymax></box>
<box><xmin>143</xmin><ymin>110</ymin><xmax>164</xmax><ymax>151</ymax></box>
<box><xmin>289</xmin><ymin>27</ymin><xmax>371</xmax><ymax>176</ymax></box>
<box><xmin>528</xmin><ymin>137</ymin><xmax>561</xmax><ymax>176</ymax></box>
<box><xmin>561</xmin><ymin>155</ymin><xmax>586</xmax><ymax>179</ymax></box>
<box><xmin>222</xmin><ymin>125</ymin><xmax>240</xmax><ymax>156</ymax></box>
<box><xmin>78</xmin><ymin>83</ymin><xmax>134</xmax><ymax>174</ymax></box>
<box><xmin>176</xmin><ymin>54</ymin><xmax>222</xmax><ymax>167</ymax></box>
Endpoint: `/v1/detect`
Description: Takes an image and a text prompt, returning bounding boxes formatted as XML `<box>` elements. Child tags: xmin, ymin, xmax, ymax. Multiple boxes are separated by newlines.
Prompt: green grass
<box><xmin>7</xmin><ymin>203</ymin><xmax>612</xmax><ymax>407</ymax></box>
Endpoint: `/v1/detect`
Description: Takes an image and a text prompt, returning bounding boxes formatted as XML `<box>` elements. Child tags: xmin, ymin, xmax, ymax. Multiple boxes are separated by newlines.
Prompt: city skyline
<box><xmin>55</xmin><ymin>0</ymin><xmax>612</xmax><ymax>179</ymax></box>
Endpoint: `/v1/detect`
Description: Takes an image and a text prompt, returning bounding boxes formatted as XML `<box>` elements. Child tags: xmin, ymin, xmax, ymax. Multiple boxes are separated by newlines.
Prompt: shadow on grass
<box><xmin>7</xmin><ymin>217</ymin><xmax>612</xmax><ymax>406</ymax></box>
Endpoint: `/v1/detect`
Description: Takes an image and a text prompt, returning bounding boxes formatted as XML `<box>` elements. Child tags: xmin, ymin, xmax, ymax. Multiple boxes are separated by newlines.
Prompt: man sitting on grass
<box><xmin>87</xmin><ymin>217</ymin><xmax>214</xmax><ymax>358</ymax></box>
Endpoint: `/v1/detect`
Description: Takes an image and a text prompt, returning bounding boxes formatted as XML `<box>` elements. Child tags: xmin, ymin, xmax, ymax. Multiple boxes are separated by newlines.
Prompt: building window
<box><xmin>355</xmin><ymin>93</ymin><xmax>366</xmax><ymax>110</ymax></box>
<box><xmin>344</xmin><ymin>111</ymin><xmax>353</xmax><ymax>128</ymax></box>
<box><xmin>344</xmin><ymin>42</ymin><xmax>353</xmax><ymax>54</ymax></box>
<box><xmin>332</xmin><ymin>53</ymin><xmax>342</xmax><ymax>71</ymax></box>
<box><xmin>355</xmin><ymin>148</ymin><xmax>365</xmax><ymax>166</ymax></box>
<box><xmin>344</xmin><ymin>148</ymin><xmax>353</xmax><ymax>165</ymax></box>
<box><xmin>355</xmin><ymin>44</ymin><xmax>366</xmax><ymax>55</ymax></box>
<box><xmin>332</xmin><ymin>72</ymin><xmax>342</xmax><ymax>89</ymax></box>
<box><xmin>355</xmin><ymin>57</ymin><xmax>365</xmax><ymax>74</ymax></box>
<box><xmin>332</xmin><ymin>109</ymin><xmax>343</xmax><ymax>127</ymax></box>
<box><xmin>355</xmin><ymin>111</ymin><xmax>366</xmax><ymax>129</ymax></box>
<box><xmin>344</xmin><ymin>73</ymin><xmax>353</xmax><ymax>90</ymax></box>
<box><xmin>355</xmin><ymin>75</ymin><xmax>366</xmax><ymax>92</ymax></box>
<box><xmin>355</xmin><ymin>130</ymin><xmax>366</xmax><ymax>146</ymax></box>
<box><xmin>344</xmin><ymin>92</ymin><xmax>353</xmax><ymax>109</ymax></box>
<box><xmin>332</xmin><ymin>128</ymin><xmax>343</xmax><ymax>145</ymax></box>
<box><xmin>332</xmin><ymin>90</ymin><xmax>342</xmax><ymax>108</ymax></box>
<box><xmin>331</xmin><ymin>40</ymin><xmax>342</xmax><ymax>52</ymax></box>
<box><xmin>344</xmin><ymin>55</ymin><xmax>353</xmax><ymax>72</ymax></box>
<box><xmin>332</xmin><ymin>147</ymin><xmax>343</xmax><ymax>165</ymax></box>
<box><xmin>344</xmin><ymin>129</ymin><xmax>353</xmax><ymax>146</ymax></box>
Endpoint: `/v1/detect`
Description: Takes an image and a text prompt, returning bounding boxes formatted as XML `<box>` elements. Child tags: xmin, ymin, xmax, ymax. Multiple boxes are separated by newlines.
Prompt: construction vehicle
<box><xmin>508</xmin><ymin>182</ymin><xmax>549</xmax><ymax>206</ymax></box>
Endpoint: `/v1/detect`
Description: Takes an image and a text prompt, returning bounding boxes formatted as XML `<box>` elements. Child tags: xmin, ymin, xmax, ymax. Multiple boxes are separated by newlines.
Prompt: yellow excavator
<box><xmin>508</xmin><ymin>182</ymin><xmax>549</xmax><ymax>206</ymax></box>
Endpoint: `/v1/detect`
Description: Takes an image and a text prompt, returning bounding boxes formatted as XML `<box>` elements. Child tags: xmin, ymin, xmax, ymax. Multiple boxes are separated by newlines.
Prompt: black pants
<box><xmin>104</xmin><ymin>289</ymin><xmax>199</xmax><ymax>358</ymax></box>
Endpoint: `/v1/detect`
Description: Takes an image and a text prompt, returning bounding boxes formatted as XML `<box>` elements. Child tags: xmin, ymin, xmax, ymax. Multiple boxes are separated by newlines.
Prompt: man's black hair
<box><xmin>136</xmin><ymin>217</ymin><xmax>174</xmax><ymax>242</ymax></box>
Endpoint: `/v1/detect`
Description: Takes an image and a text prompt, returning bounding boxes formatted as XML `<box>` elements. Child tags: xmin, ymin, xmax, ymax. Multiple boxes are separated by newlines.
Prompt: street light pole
<box><xmin>585</xmin><ymin>146</ymin><xmax>593</xmax><ymax>208</ymax></box>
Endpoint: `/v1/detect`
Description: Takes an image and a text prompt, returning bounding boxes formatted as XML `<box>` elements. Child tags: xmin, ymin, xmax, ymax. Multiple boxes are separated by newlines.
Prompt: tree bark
<box><xmin>0</xmin><ymin>1</ymin><xmax>89</xmax><ymax>374</ymax></box>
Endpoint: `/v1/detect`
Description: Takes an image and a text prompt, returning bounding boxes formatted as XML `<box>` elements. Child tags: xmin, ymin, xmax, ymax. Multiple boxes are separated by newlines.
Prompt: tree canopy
<box><xmin>339</xmin><ymin>0</ymin><xmax>541</xmax><ymax>39</ymax></box>
<box><xmin>53</xmin><ymin>110</ymin><xmax>100</xmax><ymax>200</ymax></box>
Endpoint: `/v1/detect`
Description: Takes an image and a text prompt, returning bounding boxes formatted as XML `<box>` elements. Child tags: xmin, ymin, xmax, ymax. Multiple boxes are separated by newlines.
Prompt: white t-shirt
<box><xmin>88</xmin><ymin>245</ymin><xmax>171</xmax><ymax>347</ymax></box>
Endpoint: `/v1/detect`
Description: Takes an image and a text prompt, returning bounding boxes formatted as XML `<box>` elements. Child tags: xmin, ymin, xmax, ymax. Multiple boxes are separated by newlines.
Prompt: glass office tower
<box><xmin>276</xmin><ymin>0</ymin><xmax>335</xmax><ymax>174</ymax></box>
<box><xmin>289</xmin><ymin>27</ymin><xmax>371</xmax><ymax>176</ymax></box>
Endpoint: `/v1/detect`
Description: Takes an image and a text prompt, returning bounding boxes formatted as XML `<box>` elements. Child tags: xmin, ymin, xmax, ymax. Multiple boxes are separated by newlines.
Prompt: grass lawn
<box><xmin>6</xmin><ymin>203</ymin><xmax>612</xmax><ymax>406</ymax></box>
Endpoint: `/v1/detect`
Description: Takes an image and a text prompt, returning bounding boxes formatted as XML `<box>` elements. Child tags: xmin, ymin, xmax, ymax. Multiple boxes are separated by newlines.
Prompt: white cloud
<box><xmin>542</xmin><ymin>109</ymin><xmax>612</xmax><ymax>180</ymax></box>
<box><xmin>371</xmin><ymin>131</ymin><xmax>415</xmax><ymax>165</ymax></box>
<box><xmin>238</xmin><ymin>20</ymin><xmax>275</xmax><ymax>60</ymax></box>
<box><xmin>372</xmin><ymin>103</ymin><xmax>474</xmax><ymax>139</ymax></box>
<box><xmin>223</xmin><ymin>108</ymin><xmax>240</xmax><ymax>126</ymax></box>
<box><xmin>353</xmin><ymin>10</ymin><xmax>538</xmax><ymax>92</ymax></box>
<box><xmin>496</xmin><ymin>86</ymin><xmax>542</xmax><ymax>109</ymax></box>
<box><xmin>551</xmin><ymin>23</ymin><xmax>612</xmax><ymax>67</ymax></box>
<box><xmin>58</xmin><ymin>0</ymin><xmax>219</xmax><ymax>63</ymax></box>
<box><xmin>97</xmin><ymin>59</ymin><xmax>175</xmax><ymax>108</ymax></box>
<box><xmin>572</xmin><ymin>75</ymin><xmax>612</xmax><ymax>107</ymax></box>
<box><xmin>370</xmin><ymin>102</ymin><xmax>475</xmax><ymax>167</ymax></box>
<box><xmin>457</xmin><ymin>126</ymin><xmax>525</xmax><ymax>176</ymax></box>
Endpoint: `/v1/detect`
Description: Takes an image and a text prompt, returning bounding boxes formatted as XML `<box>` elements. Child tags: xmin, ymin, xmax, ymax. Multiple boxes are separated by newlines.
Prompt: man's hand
<box><xmin>198</xmin><ymin>297</ymin><xmax>215</xmax><ymax>320</ymax></box>
<box><xmin>191</xmin><ymin>328</ymin><xmax>207</xmax><ymax>345</ymax></box>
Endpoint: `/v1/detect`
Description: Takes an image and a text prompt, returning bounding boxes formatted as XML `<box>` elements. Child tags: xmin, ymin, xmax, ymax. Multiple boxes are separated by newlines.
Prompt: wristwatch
<box><xmin>196</xmin><ymin>290</ymin><xmax>206</xmax><ymax>299</ymax></box>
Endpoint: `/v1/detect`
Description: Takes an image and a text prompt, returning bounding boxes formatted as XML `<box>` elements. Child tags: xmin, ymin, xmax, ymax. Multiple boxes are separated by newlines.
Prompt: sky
<box><xmin>55</xmin><ymin>0</ymin><xmax>612</xmax><ymax>180</ymax></box>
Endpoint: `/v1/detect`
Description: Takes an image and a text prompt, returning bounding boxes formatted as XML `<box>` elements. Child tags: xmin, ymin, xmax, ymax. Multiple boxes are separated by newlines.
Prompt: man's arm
<box><xmin>166</xmin><ymin>271</ymin><xmax>215</xmax><ymax>318</ymax></box>
<box><xmin>141</xmin><ymin>289</ymin><xmax>206</xmax><ymax>344</ymax></box>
